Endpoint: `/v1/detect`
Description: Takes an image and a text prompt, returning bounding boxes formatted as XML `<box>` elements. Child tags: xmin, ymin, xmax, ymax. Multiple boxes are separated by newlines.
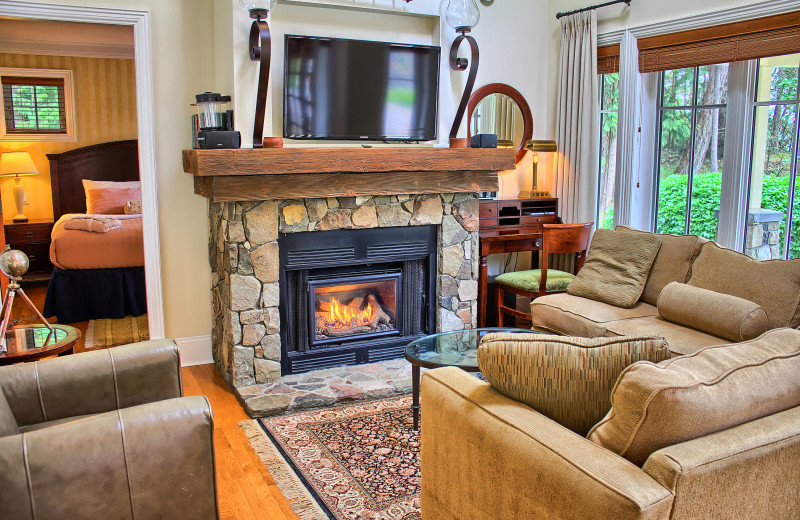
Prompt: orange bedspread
<box><xmin>50</xmin><ymin>214</ymin><xmax>144</xmax><ymax>269</ymax></box>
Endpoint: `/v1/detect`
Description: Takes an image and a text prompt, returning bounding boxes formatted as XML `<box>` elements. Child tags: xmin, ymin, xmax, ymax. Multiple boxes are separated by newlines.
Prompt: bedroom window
<box><xmin>0</xmin><ymin>68</ymin><xmax>75</xmax><ymax>142</ymax></box>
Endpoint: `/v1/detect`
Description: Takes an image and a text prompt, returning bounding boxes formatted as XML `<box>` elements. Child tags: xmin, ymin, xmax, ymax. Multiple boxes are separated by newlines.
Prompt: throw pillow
<box><xmin>477</xmin><ymin>332</ymin><xmax>670</xmax><ymax>436</ymax></box>
<box><xmin>687</xmin><ymin>241</ymin><xmax>800</xmax><ymax>329</ymax></box>
<box><xmin>615</xmin><ymin>226</ymin><xmax>703</xmax><ymax>305</ymax></box>
<box><xmin>657</xmin><ymin>282</ymin><xmax>768</xmax><ymax>342</ymax></box>
<box><xmin>124</xmin><ymin>200</ymin><xmax>142</xmax><ymax>215</ymax></box>
<box><xmin>566</xmin><ymin>229</ymin><xmax>662</xmax><ymax>308</ymax></box>
<box><xmin>86</xmin><ymin>187</ymin><xmax>141</xmax><ymax>215</ymax></box>
<box><xmin>587</xmin><ymin>328</ymin><xmax>800</xmax><ymax>466</ymax></box>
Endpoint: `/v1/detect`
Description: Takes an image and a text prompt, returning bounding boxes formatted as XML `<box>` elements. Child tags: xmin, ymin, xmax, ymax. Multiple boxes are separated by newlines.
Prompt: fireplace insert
<box><xmin>279</xmin><ymin>226</ymin><xmax>436</xmax><ymax>375</ymax></box>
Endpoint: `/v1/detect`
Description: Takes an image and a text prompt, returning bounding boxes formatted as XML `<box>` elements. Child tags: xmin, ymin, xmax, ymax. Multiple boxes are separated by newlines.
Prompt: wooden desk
<box><xmin>478</xmin><ymin>198</ymin><xmax>560</xmax><ymax>327</ymax></box>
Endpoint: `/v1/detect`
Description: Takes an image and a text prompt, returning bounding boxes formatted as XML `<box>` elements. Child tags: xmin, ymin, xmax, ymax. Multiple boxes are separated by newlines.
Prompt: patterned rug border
<box><xmin>239</xmin><ymin>419</ymin><xmax>332</xmax><ymax>520</ymax></box>
<box><xmin>84</xmin><ymin>314</ymin><xmax>149</xmax><ymax>349</ymax></box>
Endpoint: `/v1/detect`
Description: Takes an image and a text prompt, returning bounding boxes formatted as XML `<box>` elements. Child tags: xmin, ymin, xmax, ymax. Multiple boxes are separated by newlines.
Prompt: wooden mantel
<box><xmin>182</xmin><ymin>147</ymin><xmax>514</xmax><ymax>201</ymax></box>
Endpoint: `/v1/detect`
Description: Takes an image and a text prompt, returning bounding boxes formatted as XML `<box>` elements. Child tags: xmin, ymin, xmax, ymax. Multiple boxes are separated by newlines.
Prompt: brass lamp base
<box><xmin>518</xmin><ymin>190</ymin><xmax>552</xmax><ymax>199</ymax></box>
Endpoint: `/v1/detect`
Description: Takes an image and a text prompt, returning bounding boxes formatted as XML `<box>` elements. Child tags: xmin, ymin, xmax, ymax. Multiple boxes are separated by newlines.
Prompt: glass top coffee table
<box><xmin>404</xmin><ymin>327</ymin><xmax>539</xmax><ymax>430</ymax></box>
<box><xmin>0</xmin><ymin>324</ymin><xmax>81</xmax><ymax>365</ymax></box>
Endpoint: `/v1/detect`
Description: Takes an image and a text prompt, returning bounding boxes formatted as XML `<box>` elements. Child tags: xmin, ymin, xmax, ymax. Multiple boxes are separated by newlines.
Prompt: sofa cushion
<box><xmin>616</xmin><ymin>226</ymin><xmax>704</xmax><ymax>305</ymax></box>
<box><xmin>0</xmin><ymin>389</ymin><xmax>18</xmax><ymax>437</ymax></box>
<box><xmin>687</xmin><ymin>242</ymin><xmax>800</xmax><ymax>329</ymax></box>
<box><xmin>605</xmin><ymin>316</ymin><xmax>729</xmax><ymax>356</ymax></box>
<box><xmin>658</xmin><ymin>282</ymin><xmax>768</xmax><ymax>342</ymax></box>
<box><xmin>566</xmin><ymin>229</ymin><xmax>661</xmax><ymax>308</ymax></box>
<box><xmin>477</xmin><ymin>332</ymin><xmax>670</xmax><ymax>436</ymax></box>
<box><xmin>531</xmin><ymin>293</ymin><xmax>659</xmax><ymax>337</ymax></box>
<box><xmin>587</xmin><ymin>328</ymin><xmax>800</xmax><ymax>466</ymax></box>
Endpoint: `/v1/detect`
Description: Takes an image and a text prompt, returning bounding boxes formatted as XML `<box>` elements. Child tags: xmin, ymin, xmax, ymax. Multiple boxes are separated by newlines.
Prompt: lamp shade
<box><xmin>525</xmin><ymin>140</ymin><xmax>558</xmax><ymax>153</ymax></box>
<box><xmin>0</xmin><ymin>151</ymin><xmax>38</xmax><ymax>177</ymax></box>
<box><xmin>445</xmin><ymin>0</ymin><xmax>480</xmax><ymax>31</ymax></box>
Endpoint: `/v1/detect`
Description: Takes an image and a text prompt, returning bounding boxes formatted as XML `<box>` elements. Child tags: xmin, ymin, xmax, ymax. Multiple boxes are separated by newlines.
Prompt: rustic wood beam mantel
<box><xmin>183</xmin><ymin>147</ymin><xmax>514</xmax><ymax>202</ymax></box>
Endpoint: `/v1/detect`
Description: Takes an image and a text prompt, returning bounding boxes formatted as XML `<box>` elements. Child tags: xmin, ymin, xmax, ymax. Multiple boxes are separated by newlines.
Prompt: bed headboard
<box><xmin>46</xmin><ymin>139</ymin><xmax>140</xmax><ymax>219</ymax></box>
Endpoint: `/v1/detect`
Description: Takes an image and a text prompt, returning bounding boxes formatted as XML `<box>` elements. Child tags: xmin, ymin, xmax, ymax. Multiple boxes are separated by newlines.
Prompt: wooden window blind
<box><xmin>598</xmin><ymin>44</ymin><xmax>620</xmax><ymax>74</ymax></box>
<box><xmin>2</xmin><ymin>75</ymin><xmax>67</xmax><ymax>134</ymax></box>
<box><xmin>638</xmin><ymin>11</ymin><xmax>800</xmax><ymax>73</ymax></box>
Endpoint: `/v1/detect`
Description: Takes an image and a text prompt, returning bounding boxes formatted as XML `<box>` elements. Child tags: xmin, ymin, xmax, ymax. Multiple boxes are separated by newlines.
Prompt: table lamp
<box><xmin>0</xmin><ymin>151</ymin><xmax>38</xmax><ymax>222</ymax></box>
<box><xmin>519</xmin><ymin>140</ymin><xmax>557</xmax><ymax>199</ymax></box>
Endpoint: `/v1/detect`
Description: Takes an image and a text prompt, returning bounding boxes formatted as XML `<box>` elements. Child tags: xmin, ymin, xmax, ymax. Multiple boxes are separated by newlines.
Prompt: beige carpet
<box><xmin>85</xmin><ymin>314</ymin><xmax>149</xmax><ymax>349</ymax></box>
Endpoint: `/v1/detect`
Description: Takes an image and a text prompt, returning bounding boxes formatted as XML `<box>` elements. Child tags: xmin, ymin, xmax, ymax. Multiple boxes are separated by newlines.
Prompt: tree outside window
<box><xmin>597</xmin><ymin>73</ymin><xmax>618</xmax><ymax>229</ymax></box>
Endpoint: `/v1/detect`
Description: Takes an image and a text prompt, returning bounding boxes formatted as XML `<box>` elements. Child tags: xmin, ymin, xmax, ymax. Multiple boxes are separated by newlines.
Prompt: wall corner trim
<box><xmin>175</xmin><ymin>335</ymin><xmax>213</xmax><ymax>367</ymax></box>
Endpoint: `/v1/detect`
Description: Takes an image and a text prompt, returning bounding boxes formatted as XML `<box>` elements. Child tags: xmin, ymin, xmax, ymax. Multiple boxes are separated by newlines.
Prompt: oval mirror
<box><xmin>467</xmin><ymin>83</ymin><xmax>533</xmax><ymax>163</ymax></box>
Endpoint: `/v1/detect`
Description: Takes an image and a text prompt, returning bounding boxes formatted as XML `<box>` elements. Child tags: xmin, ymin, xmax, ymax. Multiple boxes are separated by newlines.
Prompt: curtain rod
<box><xmin>556</xmin><ymin>0</ymin><xmax>631</xmax><ymax>19</ymax></box>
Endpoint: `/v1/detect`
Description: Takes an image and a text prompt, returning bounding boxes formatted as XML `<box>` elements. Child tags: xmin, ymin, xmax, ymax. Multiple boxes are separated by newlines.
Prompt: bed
<box><xmin>43</xmin><ymin>140</ymin><xmax>147</xmax><ymax>323</ymax></box>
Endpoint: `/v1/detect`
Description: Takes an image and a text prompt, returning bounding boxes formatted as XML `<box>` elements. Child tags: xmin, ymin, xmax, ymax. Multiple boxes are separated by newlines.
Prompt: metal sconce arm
<box><xmin>448</xmin><ymin>31</ymin><xmax>479</xmax><ymax>140</ymax></box>
<box><xmin>249</xmin><ymin>17</ymin><xmax>271</xmax><ymax>148</ymax></box>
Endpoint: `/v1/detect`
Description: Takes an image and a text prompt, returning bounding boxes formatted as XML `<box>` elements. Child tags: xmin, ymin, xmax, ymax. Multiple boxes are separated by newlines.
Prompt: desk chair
<box><xmin>495</xmin><ymin>222</ymin><xmax>593</xmax><ymax>326</ymax></box>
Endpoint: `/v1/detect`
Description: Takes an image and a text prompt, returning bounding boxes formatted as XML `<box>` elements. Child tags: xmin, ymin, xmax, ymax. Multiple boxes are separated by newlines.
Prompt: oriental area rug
<box><xmin>85</xmin><ymin>314</ymin><xmax>150</xmax><ymax>349</ymax></box>
<box><xmin>240</xmin><ymin>395</ymin><xmax>421</xmax><ymax>520</ymax></box>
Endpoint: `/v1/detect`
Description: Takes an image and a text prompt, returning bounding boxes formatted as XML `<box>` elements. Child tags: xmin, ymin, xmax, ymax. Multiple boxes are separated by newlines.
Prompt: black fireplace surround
<box><xmin>279</xmin><ymin>226</ymin><xmax>437</xmax><ymax>375</ymax></box>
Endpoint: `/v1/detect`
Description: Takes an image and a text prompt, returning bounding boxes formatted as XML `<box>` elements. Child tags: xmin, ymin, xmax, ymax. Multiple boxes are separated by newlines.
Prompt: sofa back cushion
<box><xmin>587</xmin><ymin>328</ymin><xmax>800</xmax><ymax>466</ymax></box>
<box><xmin>0</xmin><ymin>388</ymin><xmax>18</xmax><ymax>437</ymax></box>
<box><xmin>687</xmin><ymin>242</ymin><xmax>800</xmax><ymax>329</ymax></box>
<box><xmin>657</xmin><ymin>282</ymin><xmax>769</xmax><ymax>342</ymax></box>
<box><xmin>478</xmin><ymin>332</ymin><xmax>670</xmax><ymax>436</ymax></box>
<box><xmin>616</xmin><ymin>226</ymin><xmax>704</xmax><ymax>305</ymax></box>
<box><xmin>566</xmin><ymin>229</ymin><xmax>662</xmax><ymax>308</ymax></box>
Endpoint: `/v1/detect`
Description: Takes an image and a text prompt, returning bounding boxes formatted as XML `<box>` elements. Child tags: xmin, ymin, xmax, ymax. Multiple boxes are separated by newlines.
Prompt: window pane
<box><xmin>657</xmin><ymin>109</ymin><xmax>692</xmax><ymax>234</ymax></box>
<box><xmin>663</xmin><ymin>68</ymin><xmax>694</xmax><ymax>107</ymax></box>
<box><xmin>602</xmin><ymin>73</ymin><xmax>619</xmax><ymax>111</ymax></box>
<box><xmin>688</xmin><ymin>108</ymin><xmax>725</xmax><ymax>240</ymax></box>
<box><xmin>598</xmin><ymin>73</ymin><xmax>619</xmax><ymax>230</ymax></box>
<box><xmin>697</xmin><ymin>64</ymin><xmax>728</xmax><ymax>105</ymax></box>
<box><xmin>791</xmin><ymin>165</ymin><xmax>800</xmax><ymax>259</ymax></box>
<box><xmin>748</xmin><ymin>104</ymin><xmax>796</xmax><ymax>259</ymax></box>
<box><xmin>756</xmin><ymin>54</ymin><xmax>799</xmax><ymax>102</ymax></box>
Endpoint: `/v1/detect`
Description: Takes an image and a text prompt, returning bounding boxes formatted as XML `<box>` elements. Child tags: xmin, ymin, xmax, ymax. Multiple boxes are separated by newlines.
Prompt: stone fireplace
<box><xmin>209</xmin><ymin>193</ymin><xmax>480</xmax><ymax>388</ymax></box>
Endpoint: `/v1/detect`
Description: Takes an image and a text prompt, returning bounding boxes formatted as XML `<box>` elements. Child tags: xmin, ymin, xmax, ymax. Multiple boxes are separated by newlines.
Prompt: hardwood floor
<box><xmin>183</xmin><ymin>363</ymin><xmax>301</xmax><ymax>520</ymax></box>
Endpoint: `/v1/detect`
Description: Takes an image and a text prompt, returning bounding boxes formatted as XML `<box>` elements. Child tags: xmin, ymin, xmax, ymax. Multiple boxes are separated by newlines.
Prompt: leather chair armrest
<box><xmin>0</xmin><ymin>395</ymin><xmax>217</xmax><ymax>520</ymax></box>
<box><xmin>420</xmin><ymin>367</ymin><xmax>674</xmax><ymax>520</ymax></box>
<box><xmin>0</xmin><ymin>339</ymin><xmax>183</xmax><ymax>428</ymax></box>
<box><xmin>643</xmin><ymin>406</ymin><xmax>800</xmax><ymax>520</ymax></box>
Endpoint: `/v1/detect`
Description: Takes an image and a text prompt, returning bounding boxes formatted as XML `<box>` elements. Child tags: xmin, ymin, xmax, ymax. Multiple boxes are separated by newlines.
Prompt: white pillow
<box><xmin>82</xmin><ymin>179</ymin><xmax>141</xmax><ymax>212</ymax></box>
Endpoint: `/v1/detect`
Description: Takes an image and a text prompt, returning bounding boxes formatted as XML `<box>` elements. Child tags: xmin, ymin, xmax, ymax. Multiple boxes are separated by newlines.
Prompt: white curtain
<box><xmin>613</xmin><ymin>30</ymin><xmax>639</xmax><ymax>228</ymax></box>
<box><xmin>554</xmin><ymin>11</ymin><xmax>598</xmax><ymax>225</ymax></box>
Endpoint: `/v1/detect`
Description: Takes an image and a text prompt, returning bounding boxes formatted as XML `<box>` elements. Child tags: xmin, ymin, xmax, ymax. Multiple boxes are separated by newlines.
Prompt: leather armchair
<box><xmin>0</xmin><ymin>339</ymin><xmax>218</xmax><ymax>519</ymax></box>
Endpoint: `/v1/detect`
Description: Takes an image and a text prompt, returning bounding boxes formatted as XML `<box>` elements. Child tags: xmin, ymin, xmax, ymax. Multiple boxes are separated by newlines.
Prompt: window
<box><xmin>655</xmin><ymin>64</ymin><xmax>728</xmax><ymax>240</ymax></box>
<box><xmin>747</xmin><ymin>54</ymin><xmax>800</xmax><ymax>260</ymax></box>
<box><xmin>0</xmin><ymin>68</ymin><xmax>75</xmax><ymax>142</ymax></box>
<box><xmin>597</xmin><ymin>73</ymin><xmax>619</xmax><ymax>229</ymax></box>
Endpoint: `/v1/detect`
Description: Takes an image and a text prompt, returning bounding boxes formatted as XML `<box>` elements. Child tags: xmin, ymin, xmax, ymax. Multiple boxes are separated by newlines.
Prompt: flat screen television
<box><xmin>283</xmin><ymin>35</ymin><xmax>440</xmax><ymax>141</ymax></box>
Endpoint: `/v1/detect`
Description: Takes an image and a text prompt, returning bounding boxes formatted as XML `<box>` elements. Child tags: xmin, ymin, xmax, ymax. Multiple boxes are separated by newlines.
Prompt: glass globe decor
<box><xmin>445</xmin><ymin>0</ymin><xmax>480</xmax><ymax>31</ymax></box>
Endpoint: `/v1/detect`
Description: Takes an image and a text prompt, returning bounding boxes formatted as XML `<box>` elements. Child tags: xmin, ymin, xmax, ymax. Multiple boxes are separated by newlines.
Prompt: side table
<box><xmin>0</xmin><ymin>324</ymin><xmax>81</xmax><ymax>365</ymax></box>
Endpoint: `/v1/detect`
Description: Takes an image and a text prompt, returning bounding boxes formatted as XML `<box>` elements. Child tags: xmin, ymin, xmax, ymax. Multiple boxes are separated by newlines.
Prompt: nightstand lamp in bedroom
<box><xmin>0</xmin><ymin>151</ymin><xmax>39</xmax><ymax>223</ymax></box>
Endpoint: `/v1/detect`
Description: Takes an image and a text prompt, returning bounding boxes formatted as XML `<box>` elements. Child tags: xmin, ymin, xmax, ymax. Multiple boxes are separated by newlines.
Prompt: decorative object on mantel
<box><xmin>519</xmin><ymin>139</ymin><xmax>558</xmax><ymax>198</ymax></box>
<box><xmin>241</xmin><ymin>0</ymin><xmax>275</xmax><ymax>148</ymax></box>
<box><xmin>446</xmin><ymin>0</ymin><xmax>481</xmax><ymax>149</ymax></box>
<box><xmin>183</xmin><ymin>147</ymin><xmax>514</xmax><ymax>201</ymax></box>
<box><xmin>261</xmin><ymin>136</ymin><xmax>283</xmax><ymax>148</ymax></box>
<box><xmin>556</xmin><ymin>0</ymin><xmax>631</xmax><ymax>19</ymax></box>
<box><xmin>191</xmin><ymin>92</ymin><xmax>240</xmax><ymax>149</ymax></box>
<box><xmin>0</xmin><ymin>151</ymin><xmax>38</xmax><ymax>222</ymax></box>
<box><xmin>0</xmin><ymin>247</ymin><xmax>53</xmax><ymax>353</ymax></box>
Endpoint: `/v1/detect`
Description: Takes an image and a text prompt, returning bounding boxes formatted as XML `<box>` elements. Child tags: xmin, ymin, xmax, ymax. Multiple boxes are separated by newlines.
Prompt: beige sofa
<box><xmin>530</xmin><ymin>227</ymin><xmax>800</xmax><ymax>355</ymax></box>
<box><xmin>420</xmin><ymin>327</ymin><xmax>800</xmax><ymax>520</ymax></box>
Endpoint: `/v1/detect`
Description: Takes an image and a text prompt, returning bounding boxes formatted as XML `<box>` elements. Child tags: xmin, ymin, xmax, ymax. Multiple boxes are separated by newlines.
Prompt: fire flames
<box><xmin>322</xmin><ymin>297</ymin><xmax>376</xmax><ymax>329</ymax></box>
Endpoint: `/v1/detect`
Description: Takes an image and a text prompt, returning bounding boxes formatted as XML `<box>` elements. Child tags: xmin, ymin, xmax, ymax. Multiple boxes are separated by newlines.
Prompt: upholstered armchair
<box><xmin>0</xmin><ymin>339</ymin><xmax>218</xmax><ymax>519</ymax></box>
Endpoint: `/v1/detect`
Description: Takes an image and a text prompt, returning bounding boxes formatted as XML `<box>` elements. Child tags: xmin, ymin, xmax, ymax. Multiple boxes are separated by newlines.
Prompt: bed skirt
<box><xmin>43</xmin><ymin>266</ymin><xmax>147</xmax><ymax>323</ymax></box>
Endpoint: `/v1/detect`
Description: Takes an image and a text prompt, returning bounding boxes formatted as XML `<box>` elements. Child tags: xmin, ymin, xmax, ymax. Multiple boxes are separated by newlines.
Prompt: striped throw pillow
<box><xmin>477</xmin><ymin>333</ymin><xmax>670</xmax><ymax>436</ymax></box>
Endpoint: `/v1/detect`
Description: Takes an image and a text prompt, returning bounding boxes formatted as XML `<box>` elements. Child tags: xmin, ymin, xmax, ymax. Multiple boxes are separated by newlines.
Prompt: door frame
<box><xmin>0</xmin><ymin>1</ymin><xmax>165</xmax><ymax>338</ymax></box>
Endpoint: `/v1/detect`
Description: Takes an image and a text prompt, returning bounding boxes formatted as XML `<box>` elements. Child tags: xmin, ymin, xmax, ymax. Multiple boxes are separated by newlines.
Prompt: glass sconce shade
<box><xmin>445</xmin><ymin>0</ymin><xmax>480</xmax><ymax>31</ymax></box>
<box><xmin>239</xmin><ymin>0</ymin><xmax>276</xmax><ymax>18</ymax></box>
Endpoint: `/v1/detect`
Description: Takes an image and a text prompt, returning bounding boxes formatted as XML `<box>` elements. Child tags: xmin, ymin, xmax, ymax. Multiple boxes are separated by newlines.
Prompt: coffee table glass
<box><xmin>405</xmin><ymin>327</ymin><xmax>541</xmax><ymax>429</ymax></box>
<box><xmin>0</xmin><ymin>324</ymin><xmax>81</xmax><ymax>365</ymax></box>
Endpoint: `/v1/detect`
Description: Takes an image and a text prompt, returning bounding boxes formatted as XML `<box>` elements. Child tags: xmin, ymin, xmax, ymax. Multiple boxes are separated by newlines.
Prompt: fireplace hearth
<box><xmin>280</xmin><ymin>226</ymin><xmax>436</xmax><ymax>374</ymax></box>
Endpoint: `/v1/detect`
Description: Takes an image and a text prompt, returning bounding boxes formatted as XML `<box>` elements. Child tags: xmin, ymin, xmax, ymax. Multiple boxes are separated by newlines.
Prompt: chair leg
<box><xmin>496</xmin><ymin>284</ymin><xmax>505</xmax><ymax>328</ymax></box>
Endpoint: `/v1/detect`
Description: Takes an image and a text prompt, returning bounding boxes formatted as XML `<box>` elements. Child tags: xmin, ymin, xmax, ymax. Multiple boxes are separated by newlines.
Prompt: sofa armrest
<box><xmin>643</xmin><ymin>406</ymin><xmax>800</xmax><ymax>520</ymax></box>
<box><xmin>0</xmin><ymin>339</ymin><xmax>182</xmax><ymax>427</ymax></box>
<box><xmin>0</xmin><ymin>395</ymin><xmax>217</xmax><ymax>519</ymax></box>
<box><xmin>421</xmin><ymin>367</ymin><xmax>673</xmax><ymax>520</ymax></box>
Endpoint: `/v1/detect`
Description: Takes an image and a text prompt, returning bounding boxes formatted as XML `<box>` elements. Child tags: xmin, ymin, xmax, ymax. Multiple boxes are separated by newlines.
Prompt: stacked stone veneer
<box><xmin>209</xmin><ymin>193</ymin><xmax>480</xmax><ymax>388</ymax></box>
<box><xmin>745</xmin><ymin>208</ymin><xmax>784</xmax><ymax>260</ymax></box>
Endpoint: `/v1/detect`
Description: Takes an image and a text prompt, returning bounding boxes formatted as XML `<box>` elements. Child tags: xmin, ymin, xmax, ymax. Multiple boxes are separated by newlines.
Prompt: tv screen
<box><xmin>284</xmin><ymin>35</ymin><xmax>440</xmax><ymax>141</ymax></box>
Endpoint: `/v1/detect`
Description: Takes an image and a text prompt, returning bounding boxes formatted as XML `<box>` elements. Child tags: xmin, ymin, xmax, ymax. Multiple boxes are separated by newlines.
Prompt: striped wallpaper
<box><xmin>0</xmin><ymin>53</ymin><xmax>137</xmax><ymax>220</ymax></box>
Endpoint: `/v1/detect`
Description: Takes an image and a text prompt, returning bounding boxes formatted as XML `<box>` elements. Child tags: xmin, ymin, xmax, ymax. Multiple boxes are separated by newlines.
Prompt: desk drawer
<box><xmin>479</xmin><ymin>203</ymin><xmax>498</xmax><ymax>218</ymax></box>
<box><xmin>520</xmin><ymin>215</ymin><xmax>558</xmax><ymax>226</ymax></box>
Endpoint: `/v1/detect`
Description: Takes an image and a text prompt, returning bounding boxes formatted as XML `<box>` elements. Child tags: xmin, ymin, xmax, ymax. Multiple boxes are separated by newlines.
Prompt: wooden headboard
<box><xmin>46</xmin><ymin>140</ymin><xmax>140</xmax><ymax>219</ymax></box>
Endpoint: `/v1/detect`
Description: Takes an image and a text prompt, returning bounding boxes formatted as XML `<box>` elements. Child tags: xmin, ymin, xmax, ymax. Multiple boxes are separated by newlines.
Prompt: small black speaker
<box><xmin>470</xmin><ymin>133</ymin><xmax>498</xmax><ymax>148</ymax></box>
<box><xmin>198</xmin><ymin>130</ymin><xmax>241</xmax><ymax>149</ymax></box>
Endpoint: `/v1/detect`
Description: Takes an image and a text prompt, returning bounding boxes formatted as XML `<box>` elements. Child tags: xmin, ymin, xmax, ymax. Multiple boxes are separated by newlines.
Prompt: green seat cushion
<box><xmin>495</xmin><ymin>269</ymin><xmax>575</xmax><ymax>293</ymax></box>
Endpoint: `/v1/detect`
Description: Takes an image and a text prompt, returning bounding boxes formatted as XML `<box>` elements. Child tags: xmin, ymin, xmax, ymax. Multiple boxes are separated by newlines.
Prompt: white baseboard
<box><xmin>174</xmin><ymin>335</ymin><xmax>213</xmax><ymax>367</ymax></box>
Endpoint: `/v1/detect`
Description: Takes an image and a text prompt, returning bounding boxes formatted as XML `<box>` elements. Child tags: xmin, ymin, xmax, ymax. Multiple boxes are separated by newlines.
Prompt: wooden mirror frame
<box><xmin>467</xmin><ymin>83</ymin><xmax>533</xmax><ymax>163</ymax></box>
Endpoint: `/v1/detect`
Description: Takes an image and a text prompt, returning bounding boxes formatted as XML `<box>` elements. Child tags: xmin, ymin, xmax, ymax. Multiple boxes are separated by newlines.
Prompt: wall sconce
<box><xmin>519</xmin><ymin>140</ymin><xmax>557</xmax><ymax>199</ymax></box>
<box><xmin>0</xmin><ymin>151</ymin><xmax>39</xmax><ymax>222</ymax></box>
<box><xmin>446</xmin><ymin>0</ymin><xmax>480</xmax><ymax>148</ymax></box>
<box><xmin>242</xmin><ymin>0</ymin><xmax>276</xmax><ymax>148</ymax></box>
